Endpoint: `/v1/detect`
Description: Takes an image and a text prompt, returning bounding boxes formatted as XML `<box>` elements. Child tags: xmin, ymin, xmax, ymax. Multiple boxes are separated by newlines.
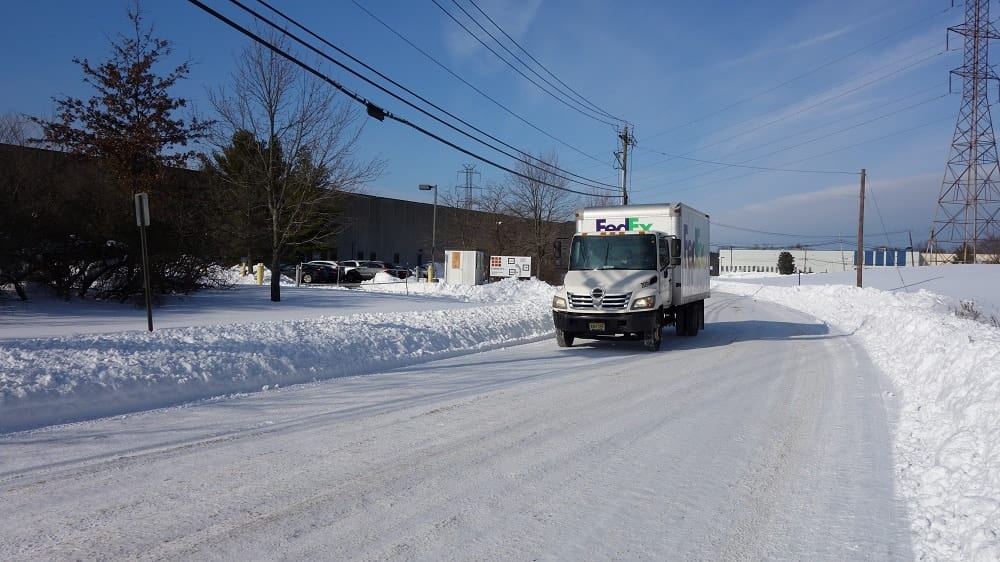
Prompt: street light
<box><xmin>418</xmin><ymin>184</ymin><xmax>437</xmax><ymax>280</ymax></box>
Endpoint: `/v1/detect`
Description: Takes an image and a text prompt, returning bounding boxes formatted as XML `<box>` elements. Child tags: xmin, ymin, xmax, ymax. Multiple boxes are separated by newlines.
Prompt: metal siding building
<box><xmin>332</xmin><ymin>194</ymin><xmax>434</xmax><ymax>267</ymax></box>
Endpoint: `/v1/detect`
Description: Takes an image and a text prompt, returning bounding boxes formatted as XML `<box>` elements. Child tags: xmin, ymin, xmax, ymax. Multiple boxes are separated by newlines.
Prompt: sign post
<box><xmin>135</xmin><ymin>192</ymin><xmax>153</xmax><ymax>332</ymax></box>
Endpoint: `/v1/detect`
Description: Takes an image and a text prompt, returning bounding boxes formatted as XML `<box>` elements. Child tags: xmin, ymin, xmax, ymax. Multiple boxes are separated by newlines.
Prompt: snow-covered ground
<box><xmin>716</xmin><ymin>265</ymin><xmax>1000</xmax><ymax>562</ymax></box>
<box><xmin>2</xmin><ymin>265</ymin><xmax>999</xmax><ymax>560</ymax></box>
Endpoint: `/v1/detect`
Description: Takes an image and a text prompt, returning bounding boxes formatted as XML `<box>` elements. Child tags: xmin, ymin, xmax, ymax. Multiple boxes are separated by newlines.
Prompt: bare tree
<box><xmin>0</xmin><ymin>113</ymin><xmax>31</xmax><ymax>146</ymax></box>
<box><xmin>479</xmin><ymin>182</ymin><xmax>512</xmax><ymax>256</ymax></box>
<box><xmin>582</xmin><ymin>190</ymin><xmax>621</xmax><ymax>208</ymax></box>
<box><xmin>503</xmin><ymin>152</ymin><xmax>579</xmax><ymax>276</ymax></box>
<box><xmin>208</xmin><ymin>32</ymin><xmax>384</xmax><ymax>302</ymax></box>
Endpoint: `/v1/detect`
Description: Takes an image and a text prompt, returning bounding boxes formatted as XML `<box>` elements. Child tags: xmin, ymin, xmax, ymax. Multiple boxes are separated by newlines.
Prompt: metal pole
<box><xmin>857</xmin><ymin>169</ymin><xmax>866</xmax><ymax>288</ymax></box>
<box><xmin>431</xmin><ymin>186</ymin><xmax>437</xmax><ymax>265</ymax></box>
<box><xmin>139</xmin><ymin>221</ymin><xmax>153</xmax><ymax>332</ymax></box>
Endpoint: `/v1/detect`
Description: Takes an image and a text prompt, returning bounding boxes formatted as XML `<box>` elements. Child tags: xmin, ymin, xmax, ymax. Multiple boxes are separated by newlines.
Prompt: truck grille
<box><xmin>568</xmin><ymin>291</ymin><xmax>631</xmax><ymax>310</ymax></box>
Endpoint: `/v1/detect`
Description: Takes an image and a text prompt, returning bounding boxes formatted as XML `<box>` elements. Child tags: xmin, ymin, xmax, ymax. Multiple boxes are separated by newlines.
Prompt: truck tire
<box><xmin>556</xmin><ymin>329</ymin><xmax>575</xmax><ymax>347</ymax></box>
<box><xmin>643</xmin><ymin>326</ymin><xmax>662</xmax><ymax>351</ymax></box>
<box><xmin>302</xmin><ymin>273</ymin><xmax>313</xmax><ymax>284</ymax></box>
<box><xmin>675</xmin><ymin>304</ymin><xmax>698</xmax><ymax>337</ymax></box>
<box><xmin>684</xmin><ymin>305</ymin><xmax>698</xmax><ymax>336</ymax></box>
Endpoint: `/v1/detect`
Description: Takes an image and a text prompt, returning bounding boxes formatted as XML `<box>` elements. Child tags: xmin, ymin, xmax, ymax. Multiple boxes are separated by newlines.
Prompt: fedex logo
<box><xmin>594</xmin><ymin>217</ymin><xmax>652</xmax><ymax>232</ymax></box>
<box><xmin>683</xmin><ymin>223</ymin><xmax>705</xmax><ymax>263</ymax></box>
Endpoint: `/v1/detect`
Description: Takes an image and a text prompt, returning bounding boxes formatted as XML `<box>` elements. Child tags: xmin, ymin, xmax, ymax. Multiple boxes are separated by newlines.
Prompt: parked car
<box><xmin>365</xmin><ymin>260</ymin><xmax>409</xmax><ymax>279</ymax></box>
<box><xmin>339</xmin><ymin>260</ymin><xmax>383</xmax><ymax>280</ymax></box>
<box><xmin>305</xmin><ymin>260</ymin><xmax>363</xmax><ymax>283</ymax></box>
<box><xmin>282</xmin><ymin>262</ymin><xmax>341</xmax><ymax>284</ymax></box>
<box><xmin>383</xmin><ymin>263</ymin><xmax>412</xmax><ymax>279</ymax></box>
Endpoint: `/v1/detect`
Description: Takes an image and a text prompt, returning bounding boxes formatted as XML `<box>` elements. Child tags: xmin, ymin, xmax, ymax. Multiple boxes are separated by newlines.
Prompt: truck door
<box><xmin>658</xmin><ymin>235</ymin><xmax>672</xmax><ymax>305</ymax></box>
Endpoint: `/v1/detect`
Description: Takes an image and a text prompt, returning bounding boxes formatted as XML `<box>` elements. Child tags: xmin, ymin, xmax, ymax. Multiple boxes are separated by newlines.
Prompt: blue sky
<box><xmin>0</xmin><ymin>0</ymin><xmax>967</xmax><ymax>249</ymax></box>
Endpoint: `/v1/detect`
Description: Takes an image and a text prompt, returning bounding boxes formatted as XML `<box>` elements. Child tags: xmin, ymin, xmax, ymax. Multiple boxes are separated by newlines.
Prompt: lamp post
<box><xmin>418</xmin><ymin>184</ymin><xmax>437</xmax><ymax>280</ymax></box>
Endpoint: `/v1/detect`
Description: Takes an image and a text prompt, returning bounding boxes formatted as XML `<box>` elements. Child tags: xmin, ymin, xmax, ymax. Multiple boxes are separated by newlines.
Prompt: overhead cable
<box><xmin>185</xmin><ymin>0</ymin><xmax>620</xmax><ymax>199</ymax></box>
<box><xmin>350</xmin><ymin>0</ymin><xmax>608</xmax><ymax>166</ymax></box>
<box><xmin>244</xmin><ymin>0</ymin><xmax>621</xmax><ymax>192</ymax></box>
<box><xmin>464</xmin><ymin>0</ymin><xmax>623</xmax><ymax>123</ymax></box>
<box><xmin>453</xmin><ymin>0</ymin><xmax>625</xmax><ymax>124</ymax></box>
<box><xmin>643</xmin><ymin>5</ymin><xmax>955</xmax><ymax>142</ymax></box>
<box><xmin>429</xmin><ymin>0</ymin><xmax>622</xmax><ymax>127</ymax></box>
<box><xmin>642</xmin><ymin>46</ymin><xmax>946</xmax><ymax>173</ymax></box>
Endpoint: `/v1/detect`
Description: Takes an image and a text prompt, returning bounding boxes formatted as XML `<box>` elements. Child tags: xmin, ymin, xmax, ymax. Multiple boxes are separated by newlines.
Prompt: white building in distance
<box><xmin>717</xmin><ymin>248</ymin><xmax>921</xmax><ymax>274</ymax></box>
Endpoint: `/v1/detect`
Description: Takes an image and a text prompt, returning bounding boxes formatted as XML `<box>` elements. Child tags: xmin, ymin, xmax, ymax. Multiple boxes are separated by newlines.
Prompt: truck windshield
<box><xmin>569</xmin><ymin>234</ymin><xmax>657</xmax><ymax>271</ymax></box>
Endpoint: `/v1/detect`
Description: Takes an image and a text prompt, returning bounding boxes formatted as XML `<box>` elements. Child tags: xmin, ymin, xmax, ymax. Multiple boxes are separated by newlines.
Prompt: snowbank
<box><xmin>715</xmin><ymin>272</ymin><xmax>1000</xmax><ymax>562</ymax></box>
<box><xmin>0</xmin><ymin>278</ymin><xmax>554</xmax><ymax>433</ymax></box>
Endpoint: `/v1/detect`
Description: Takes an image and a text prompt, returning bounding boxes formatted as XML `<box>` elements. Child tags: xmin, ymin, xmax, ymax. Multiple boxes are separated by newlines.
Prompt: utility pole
<box><xmin>857</xmin><ymin>169</ymin><xmax>866</xmax><ymax>288</ymax></box>
<box><xmin>615</xmin><ymin>126</ymin><xmax>636</xmax><ymax>205</ymax></box>
<box><xmin>908</xmin><ymin>230</ymin><xmax>916</xmax><ymax>267</ymax></box>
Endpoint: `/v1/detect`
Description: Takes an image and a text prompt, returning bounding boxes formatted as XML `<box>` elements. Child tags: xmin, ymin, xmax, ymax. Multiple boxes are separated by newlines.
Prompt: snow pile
<box><xmin>4</xmin><ymin>263</ymin><xmax>1000</xmax><ymax>559</ymax></box>
<box><xmin>360</xmin><ymin>272</ymin><xmax>555</xmax><ymax>303</ymax></box>
<box><xmin>715</xmin><ymin>274</ymin><xmax>1000</xmax><ymax>561</ymax></box>
<box><xmin>0</xmin><ymin>277</ymin><xmax>554</xmax><ymax>433</ymax></box>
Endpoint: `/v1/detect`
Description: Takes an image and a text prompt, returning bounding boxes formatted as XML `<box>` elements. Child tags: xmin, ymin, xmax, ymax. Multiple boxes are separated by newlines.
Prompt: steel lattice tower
<box><xmin>929</xmin><ymin>0</ymin><xmax>1000</xmax><ymax>260</ymax></box>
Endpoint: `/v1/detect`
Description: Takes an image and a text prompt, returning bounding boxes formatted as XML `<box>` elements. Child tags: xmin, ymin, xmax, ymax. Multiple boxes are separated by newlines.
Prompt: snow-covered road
<box><xmin>0</xmin><ymin>293</ymin><xmax>910</xmax><ymax>560</ymax></box>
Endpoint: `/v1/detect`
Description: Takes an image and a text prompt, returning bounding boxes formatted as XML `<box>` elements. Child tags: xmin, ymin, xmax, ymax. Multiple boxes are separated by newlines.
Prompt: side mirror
<box><xmin>553</xmin><ymin>238</ymin><xmax>568</xmax><ymax>268</ymax></box>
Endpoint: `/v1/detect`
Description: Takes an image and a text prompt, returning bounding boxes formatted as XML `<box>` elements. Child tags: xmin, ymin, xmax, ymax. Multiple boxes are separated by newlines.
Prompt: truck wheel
<box><xmin>683</xmin><ymin>305</ymin><xmax>698</xmax><ymax>336</ymax></box>
<box><xmin>556</xmin><ymin>329</ymin><xmax>575</xmax><ymax>347</ymax></box>
<box><xmin>643</xmin><ymin>327</ymin><xmax>662</xmax><ymax>351</ymax></box>
<box><xmin>302</xmin><ymin>273</ymin><xmax>313</xmax><ymax>284</ymax></box>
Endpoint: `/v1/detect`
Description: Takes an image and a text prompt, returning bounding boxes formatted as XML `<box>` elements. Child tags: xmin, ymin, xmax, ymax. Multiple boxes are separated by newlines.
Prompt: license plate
<box><xmin>589</xmin><ymin>321</ymin><xmax>605</xmax><ymax>331</ymax></box>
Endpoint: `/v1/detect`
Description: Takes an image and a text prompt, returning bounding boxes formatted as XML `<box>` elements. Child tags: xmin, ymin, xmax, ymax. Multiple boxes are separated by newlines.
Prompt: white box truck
<box><xmin>551</xmin><ymin>203</ymin><xmax>710</xmax><ymax>351</ymax></box>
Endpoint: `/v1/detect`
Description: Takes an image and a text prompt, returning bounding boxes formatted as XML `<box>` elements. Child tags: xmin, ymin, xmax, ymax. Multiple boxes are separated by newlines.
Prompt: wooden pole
<box><xmin>857</xmin><ymin>169</ymin><xmax>866</xmax><ymax>288</ymax></box>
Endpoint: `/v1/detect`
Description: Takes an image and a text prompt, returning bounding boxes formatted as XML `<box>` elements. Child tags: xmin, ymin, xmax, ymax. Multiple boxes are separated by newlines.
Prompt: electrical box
<box><xmin>444</xmin><ymin>250</ymin><xmax>485</xmax><ymax>285</ymax></box>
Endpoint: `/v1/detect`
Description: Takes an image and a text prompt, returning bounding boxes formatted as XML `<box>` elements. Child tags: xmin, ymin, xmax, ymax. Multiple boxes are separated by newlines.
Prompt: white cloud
<box><xmin>443</xmin><ymin>0</ymin><xmax>544</xmax><ymax>74</ymax></box>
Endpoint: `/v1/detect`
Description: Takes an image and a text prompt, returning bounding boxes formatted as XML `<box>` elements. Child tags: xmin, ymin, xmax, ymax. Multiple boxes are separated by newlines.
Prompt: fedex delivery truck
<box><xmin>551</xmin><ymin>203</ymin><xmax>710</xmax><ymax>351</ymax></box>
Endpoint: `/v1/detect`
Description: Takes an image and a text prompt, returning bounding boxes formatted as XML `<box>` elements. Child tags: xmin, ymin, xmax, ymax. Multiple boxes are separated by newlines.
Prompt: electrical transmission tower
<box><xmin>455</xmin><ymin>164</ymin><xmax>481</xmax><ymax>208</ymax></box>
<box><xmin>928</xmin><ymin>0</ymin><xmax>1000</xmax><ymax>262</ymax></box>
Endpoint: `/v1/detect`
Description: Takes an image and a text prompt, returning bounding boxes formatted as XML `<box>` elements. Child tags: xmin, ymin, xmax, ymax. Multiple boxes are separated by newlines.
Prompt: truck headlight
<box><xmin>631</xmin><ymin>296</ymin><xmax>655</xmax><ymax>309</ymax></box>
<box><xmin>552</xmin><ymin>295</ymin><xmax>567</xmax><ymax>309</ymax></box>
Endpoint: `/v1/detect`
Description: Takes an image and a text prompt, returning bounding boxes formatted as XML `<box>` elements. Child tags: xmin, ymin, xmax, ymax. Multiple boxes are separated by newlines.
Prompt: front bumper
<box><xmin>552</xmin><ymin>309</ymin><xmax>658</xmax><ymax>335</ymax></box>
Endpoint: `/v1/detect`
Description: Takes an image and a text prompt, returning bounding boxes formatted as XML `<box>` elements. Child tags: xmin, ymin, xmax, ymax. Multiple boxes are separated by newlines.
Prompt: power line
<box><xmin>429</xmin><ymin>0</ymin><xmax>622</xmax><ymax>127</ymax></box>
<box><xmin>640</xmin><ymin>46</ymin><xmax>947</xmax><ymax>175</ymax></box>
<box><xmin>865</xmin><ymin>172</ymin><xmax>910</xmax><ymax>289</ymax></box>
<box><xmin>643</xmin><ymin>5</ymin><xmax>956</xmax><ymax>143</ymax></box>
<box><xmin>639</xmin><ymin>81</ymin><xmax>947</xmax><ymax>180</ymax></box>
<box><xmin>644</xmin><ymin>91</ymin><xmax>949</xmax><ymax>188</ymax></box>
<box><xmin>236</xmin><ymin>0</ymin><xmax>622</xmax><ymax>193</ymax></box>
<box><xmin>635</xmin><ymin>151</ymin><xmax>857</xmax><ymax>175</ymax></box>
<box><xmin>184</xmin><ymin>0</ymin><xmax>619</xmax><ymax>199</ymax></box>
<box><xmin>668</xmin><ymin>115</ymin><xmax>954</xmax><ymax>194</ymax></box>
<box><xmin>349</xmin><ymin>0</ymin><xmax>607</xmax><ymax>166</ymax></box>
<box><xmin>462</xmin><ymin>0</ymin><xmax>625</xmax><ymax>123</ymax></box>
<box><xmin>714</xmin><ymin>220</ymin><xmax>909</xmax><ymax>240</ymax></box>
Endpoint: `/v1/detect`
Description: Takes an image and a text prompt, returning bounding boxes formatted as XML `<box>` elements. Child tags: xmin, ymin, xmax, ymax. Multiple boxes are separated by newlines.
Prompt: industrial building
<box><xmin>716</xmin><ymin>247</ymin><xmax>921</xmax><ymax>274</ymax></box>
